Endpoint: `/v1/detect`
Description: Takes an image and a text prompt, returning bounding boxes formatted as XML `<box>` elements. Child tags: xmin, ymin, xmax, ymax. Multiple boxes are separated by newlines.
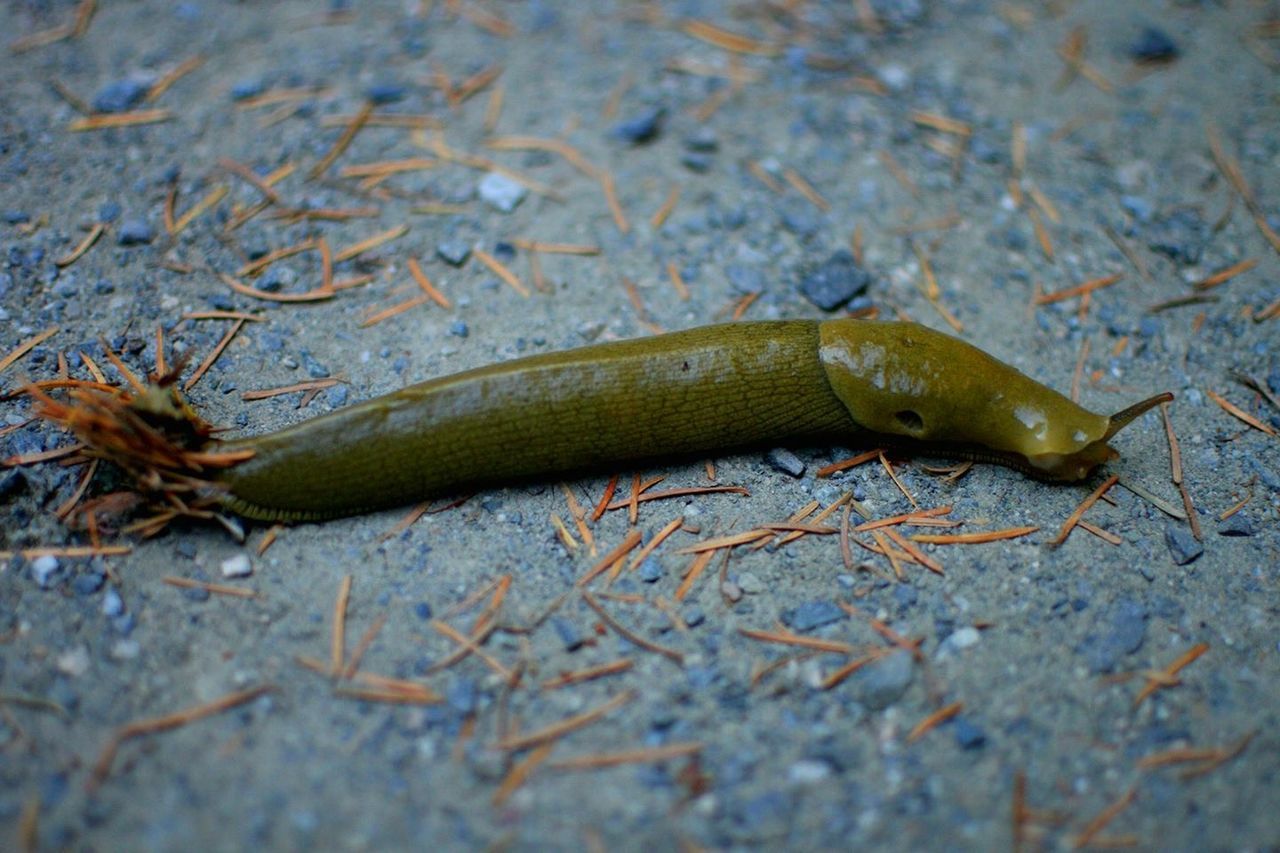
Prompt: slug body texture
<box><xmin>219</xmin><ymin>319</ymin><xmax>1166</xmax><ymax>521</ymax></box>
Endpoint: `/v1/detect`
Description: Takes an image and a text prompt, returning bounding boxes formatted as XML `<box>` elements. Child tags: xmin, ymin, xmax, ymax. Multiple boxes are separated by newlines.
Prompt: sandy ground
<box><xmin>1</xmin><ymin>0</ymin><xmax>1278</xmax><ymax>849</ymax></box>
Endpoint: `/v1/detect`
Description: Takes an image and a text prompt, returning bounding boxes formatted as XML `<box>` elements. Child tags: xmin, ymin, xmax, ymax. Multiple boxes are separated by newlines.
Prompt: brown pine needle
<box><xmin>1194</xmin><ymin>258</ymin><xmax>1257</xmax><ymax>290</ymax></box>
<box><xmin>907</xmin><ymin>701</ymin><xmax>963</xmax><ymax>742</ymax></box>
<box><xmin>68</xmin><ymin>109</ymin><xmax>172</xmax><ymax>131</ymax></box>
<box><xmin>1205</xmin><ymin>389</ymin><xmax>1276</xmax><ymax>436</ymax></box>
<box><xmin>473</xmin><ymin>247</ymin><xmax>530</xmax><ymax>297</ymax></box>
<box><xmin>883</xmin><ymin>527</ymin><xmax>944</xmax><ymax>575</ymax></box>
<box><xmin>680</xmin><ymin>19</ymin><xmax>779</xmax><ymax>55</ymax></box>
<box><xmin>331</xmin><ymin>574</ymin><xmax>353</xmax><ymax>676</ymax></box>
<box><xmin>820</xmin><ymin>651</ymin><xmax>887</xmax><ymax>690</ymax></box>
<box><xmin>184</xmin><ymin>318</ymin><xmax>245</xmax><ymax>392</ymax></box>
<box><xmin>162</xmin><ymin>576</ymin><xmax>258</xmax><ymax>599</ymax></box>
<box><xmin>910</xmin><ymin>526</ymin><xmax>1038</xmax><ymax>545</ymax></box>
<box><xmin>577</xmin><ymin>530</ymin><xmax>643</xmax><ymax>587</ymax></box>
<box><xmin>739</xmin><ymin>628</ymin><xmax>858</xmax><ymax>655</ymax></box>
<box><xmin>549</xmin><ymin>742</ymin><xmax>703</xmax><ymax>770</ymax></box>
<box><xmin>1036</xmin><ymin>273</ymin><xmax>1123</xmax><ymax>305</ymax></box>
<box><xmin>308</xmin><ymin>100</ymin><xmax>373</xmax><ymax>179</ymax></box>
<box><xmin>582</xmin><ymin>592</ymin><xmax>683</xmax><ymax>665</ymax></box>
<box><xmin>1133</xmin><ymin>642</ymin><xmax>1208</xmax><ymax>707</ymax></box>
<box><xmin>600</xmin><ymin>173</ymin><xmax>630</xmax><ymax>234</ymax></box>
<box><xmin>334</xmin><ymin>224</ymin><xmax>409</xmax><ymax>263</ymax></box>
<box><xmin>816</xmin><ymin>449</ymin><xmax>882</xmax><ymax>477</ymax></box>
<box><xmin>603</xmin><ymin>485</ymin><xmax>748</xmax><ymax>511</ymax></box>
<box><xmin>0</xmin><ymin>327</ymin><xmax>58</xmax><ymax>376</ymax></box>
<box><xmin>492</xmin><ymin>742</ymin><xmax>555</xmax><ymax>805</ymax></box>
<box><xmin>542</xmin><ymin>659</ymin><xmax>633</xmax><ymax>691</ymax></box>
<box><xmin>674</xmin><ymin>551</ymin><xmax>715</xmax><ymax>601</ymax></box>
<box><xmin>1072</xmin><ymin>788</ymin><xmax>1137</xmax><ymax>850</ymax></box>
<box><xmin>878</xmin><ymin>150</ymin><xmax>919</xmax><ymax>197</ymax></box>
<box><xmin>406</xmin><ymin>257</ymin><xmax>450</xmax><ymax>307</ymax></box>
<box><xmin>91</xmin><ymin>684</ymin><xmax>273</xmax><ymax>786</ymax></box>
<box><xmin>54</xmin><ymin>223</ymin><xmax>105</xmax><ymax>267</ymax></box>
<box><xmin>510</xmin><ymin>239</ymin><xmax>600</xmax><ymax>256</ymax></box>
<box><xmin>783</xmin><ymin>167</ymin><xmax>830</xmax><ymax>211</ymax></box>
<box><xmin>146</xmin><ymin>55</ymin><xmax>204</xmax><ymax>102</ymax></box>
<box><xmin>651</xmin><ymin>186</ymin><xmax>681</xmax><ymax>229</ymax></box>
<box><xmin>1050</xmin><ymin>475</ymin><xmax>1119</xmax><ymax>546</ymax></box>
<box><xmin>0</xmin><ymin>544</ymin><xmax>131</xmax><ymax>561</ymax></box>
<box><xmin>496</xmin><ymin>690</ymin><xmax>634</xmax><ymax>751</ymax></box>
<box><xmin>627</xmin><ymin>516</ymin><xmax>685</xmax><ymax>571</ymax></box>
<box><xmin>1078</xmin><ymin>520</ymin><xmax>1122</xmax><ymax>545</ymax></box>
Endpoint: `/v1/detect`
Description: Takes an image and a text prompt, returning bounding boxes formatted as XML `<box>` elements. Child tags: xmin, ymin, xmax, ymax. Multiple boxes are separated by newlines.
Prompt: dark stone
<box><xmin>91</xmin><ymin>78</ymin><xmax>149</xmax><ymax>114</ymax></box>
<box><xmin>366</xmin><ymin>83</ymin><xmax>407</xmax><ymax>104</ymax></box>
<box><xmin>298</xmin><ymin>349</ymin><xmax>330</xmax><ymax>379</ymax></box>
<box><xmin>1146</xmin><ymin>209</ymin><xmax>1207</xmax><ymax>266</ymax></box>
<box><xmin>611</xmin><ymin>106</ymin><xmax>666</xmax><ymax>145</ymax></box>
<box><xmin>231</xmin><ymin>79</ymin><xmax>267</xmax><ymax>101</ymax></box>
<box><xmin>684</xmin><ymin>128</ymin><xmax>719</xmax><ymax>152</ymax></box>
<box><xmin>781</xmin><ymin>600</ymin><xmax>845</xmax><ymax>633</ymax></box>
<box><xmin>798</xmin><ymin>249</ymin><xmax>872</xmax><ymax>311</ymax></box>
<box><xmin>551</xmin><ymin>617</ymin><xmax>585</xmax><ymax>652</ymax></box>
<box><xmin>1130</xmin><ymin>27</ymin><xmax>1179</xmax><ymax>63</ymax></box>
<box><xmin>850</xmin><ymin>649</ymin><xmax>914</xmax><ymax>710</ymax></box>
<box><xmin>764</xmin><ymin>448</ymin><xmax>805</xmax><ymax>478</ymax></box>
<box><xmin>117</xmin><ymin>219</ymin><xmax>154</xmax><ymax>246</ymax></box>
<box><xmin>1216</xmin><ymin>514</ymin><xmax>1255</xmax><ymax>537</ymax></box>
<box><xmin>0</xmin><ymin>469</ymin><xmax>27</xmax><ymax>501</ymax></box>
<box><xmin>953</xmin><ymin>717</ymin><xmax>987</xmax><ymax>749</ymax></box>
<box><xmin>413</xmin><ymin>602</ymin><xmax>432</xmax><ymax>620</ymax></box>
<box><xmin>779</xmin><ymin>201</ymin><xmax>822</xmax><ymax>238</ymax></box>
<box><xmin>681</xmin><ymin>152</ymin><xmax>713</xmax><ymax>173</ymax></box>
<box><xmin>725</xmin><ymin>264</ymin><xmax>766</xmax><ymax>295</ymax></box>
<box><xmin>72</xmin><ymin>570</ymin><xmax>105</xmax><ymax>596</ymax></box>
<box><xmin>638</xmin><ymin>557</ymin><xmax>663</xmax><ymax>583</ymax></box>
<box><xmin>448</xmin><ymin>320</ymin><xmax>469</xmax><ymax>338</ymax></box>
<box><xmin>3</xmin><ymin>210</ymin><xmax>31</xmax><ymax>224</ymax></box>
<box><xmin>1077</xmin><ymin>597</ymin><xmax>1148</xmax><ymax>673</ymax></box>
<box><xmin>437</xmin><ymin>240</ymin><xmax>471</xmax><ymax>266</ymax></box>
<box><xmin>1164</xmin><ymin>524</ymin><xmax>1204</xmax><ymax>565</ymax></box>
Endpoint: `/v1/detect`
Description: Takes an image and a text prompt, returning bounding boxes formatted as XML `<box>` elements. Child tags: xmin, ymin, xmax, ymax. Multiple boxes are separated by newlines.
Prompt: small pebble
<box><xmin>684</xmin><ymin>128</ymin><xmax>719</xmax><ymax>152</ymax></box>
<box><xmin>366</xmin><ymin>83</ymin><xmax>407</xmax><ymax>104</ymax></box>
<box><xmin>1217</xmin><ymin>514</ymin><xmax>1256</xmax><ymax>537</ymax></box>
<box><xmin>31</xmin><ymin>555</ymin><xmax>60</xmax><ymax>588</ymax></box>
<box><xmin>936</xmin><ymin>626</ymin><xmax>981</xmax><ymax>660</ymax></box>
<box><xmin>738</xmin><ymin>572</ymin><xmax>764</xmax><ymax>594</ymax></box>
<box><xmin>552</xmin><ymin>617</ymin><xmax>585</xmax><ymax>652</ymax></box>
<box><xmin>1130</xmin><ymin>27</ymin><xmax>1179</xmax><ymax>63</ymax></box>
<box><xmin>851</xmin><ymin>648</ymin><xmax>914</xmax><ymax>710</ymax></box>
<box><xmin>610</xmin><ymin>106</ymin><xmax>665</xmax><ymax>145</ymax></box>
<box><xmin>117</xmin><ymin>219</ymin><xmax>154</xmax><ymax>246</ymax></box>
<box><xmin>92</xmin><ymin>77</ymin><xmax>150</xmax><ymax>114</ymax></box>
<box><xmin>798</xmin><ymin>250</ymin><xmax>872</xmax><ymax>311</ymax></box>
<box><xmin>437</xmin><ymin>240</ymin><xmax>471</xmax><ymax>266</ymax></box>
<box><xmin>725</xmin><ymin>264</ymin><xmax>766</xmax><ymax>295</ymax></box>
<box><xmin>1164</xmin><ymin>524</ymin><xmax>1204</xmax><ymax>565</ymax></box>
<box><xmin>220</xmin><ymin>554</ymin><xmax>252</xmax><ymax>578</ymax></box>
<box><xmin>102</xmin><ymin>588</ymin><xmax>124</xmax><ymax>617</ymax></box>
<box><xmin>230</xmin><ymin>79</ymin><xmax>267</xmax><ymax>101</ymax></box>
<box><xmin>638</xmin><ymin>557</ymin><xmax>664</xmax><ymax>583</ymax></box>
<box><xmin>765</xmin><ymin>448</ymin><xmax>805</xmax><ymax>478</ymax></box>
<box><xmin>478</xmin><ymin>172</ymin><xmax>527</xmax><ymax>212</ymax></box>
<box><xmin>781</xmin><ymin>600</ymin><xmax>844</xmax><ymax>633</ymax></box>
<box><xmin>953</xmin><ymin>717</ymin><xmax>987</xmax><ymax>749</ymax></box>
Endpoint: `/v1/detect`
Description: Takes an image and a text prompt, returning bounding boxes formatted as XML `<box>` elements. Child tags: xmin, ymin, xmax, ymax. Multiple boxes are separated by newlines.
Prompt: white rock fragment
<box><xmin>220</xmin><ymin>554</ymin><xmax>253</xmax><ymax>578</ymax></box>
<box><xmin>478</xmin><ymin>171</ymin><xmax>527</xmax><ymax>212</ymax></box>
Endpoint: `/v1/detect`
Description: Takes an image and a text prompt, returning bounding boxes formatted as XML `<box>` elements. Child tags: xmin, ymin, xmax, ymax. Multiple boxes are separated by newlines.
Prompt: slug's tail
<box><xmin>1104</xmin><ymin>392</ymin><xmax>1175</xmax><ymax>441</ymax></box>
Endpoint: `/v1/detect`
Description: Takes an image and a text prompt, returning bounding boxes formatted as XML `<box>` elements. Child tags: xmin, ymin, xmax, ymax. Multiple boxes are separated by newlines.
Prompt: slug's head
<box><xmin>817</xmin><ymin>320</ymin><xmax>1172</xmax><ymax>481</ymax></box>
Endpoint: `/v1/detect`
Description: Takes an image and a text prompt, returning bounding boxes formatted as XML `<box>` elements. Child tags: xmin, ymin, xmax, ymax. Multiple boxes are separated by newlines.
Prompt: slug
<box><xmin>212</xmin><ymin>320</ymin><xmax>1171</xmax><ymax>522</ymax></box>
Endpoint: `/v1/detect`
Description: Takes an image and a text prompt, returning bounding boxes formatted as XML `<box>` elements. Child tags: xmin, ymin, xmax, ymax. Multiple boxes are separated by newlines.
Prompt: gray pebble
<box><xmin>551</xmin><ymin>617</ymin><xmax>585</xmax><ymax>652</ymax></box>
<box><xmin>610</xmin><ymin>106</ymin><xmax>665</xmax><ymax>145</ymax></box>
<box><xmin>31</xmin><ymin>555</ymin><xmax>60</xmax><ymax>588</ymax></box>
<box><xmin>953</xmin><ymin>717</ymin><xmax>987</xmax><ymax>749</ymax></box>
<box><xmin>478</xmin><ymin>172</ymin><xmax>527</xmax><ymax>212</ymax></box>
<box><xmin>117</xmin><ymin>219</ymin><xmax>154</xmax><ymax>246</ymax></box>
<box><xmin>781</xmin><ymin>600</ymin><xmax>844</xmax><ymax>633</ymax></box>
<box><xmin>765</xmin><ymin>448</ymin><xmax>805</xmax><ymax>478</ymax></box>
<box><xmin>1077</xmin><ymin>597</ymin><xmax>1148</xmax><ymax>674</ymax></box>
<box><xmin>436</xmin><ymin>240</ymin><xmax>471</xmax><ymax>266</ymax></box>
<box><xmin>725</xmin><ymin>264</ymin><xmax>767</xmax><ymax>295</ymax></box>
<box><xmin>1130</xmin><ymin>27</ymin><xmax>1179</xmax><ymax>62</ymax></box>
<box><xmin>850</xmin><ymin>649</ymin><xmax>914</xmax><ymax>710</ymax></box>
<box><xmin>1164</xmin><ymin>524</ymin><xmax>1204</xmax><ymax>565</ymax></box>
<box><xmin>1217</xmin><ymin>514</ymin><xmax>1256</xmax><ymax>537</ymax></box>
<box><xmin>92</xmin><ymin>77</ymin><xmax>150</xmax><ymax>114</ymax></box>
<box><xmin>638</xmin><ymin>557</ymin><xmax>663</xmax><ymax>583</ymax></box>
<box><xmin>798</xmin><ymin>250</ymin><xmax>871</xmax><ymax>311</ymax></box>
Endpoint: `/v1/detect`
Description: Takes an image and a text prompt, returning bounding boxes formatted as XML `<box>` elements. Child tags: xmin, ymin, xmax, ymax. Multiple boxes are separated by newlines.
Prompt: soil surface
<box><xmin>2</xmin><ymin>1</ymin><xmax>1278</xmax><ymax>850</ymax></box>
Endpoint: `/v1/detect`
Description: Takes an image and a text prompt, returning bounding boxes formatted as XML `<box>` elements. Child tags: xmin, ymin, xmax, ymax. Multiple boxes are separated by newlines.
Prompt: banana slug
<box><xmin>213</xmin><ymin>320</ymin><xmax>1171</xmax><ymax>522</ymax></box>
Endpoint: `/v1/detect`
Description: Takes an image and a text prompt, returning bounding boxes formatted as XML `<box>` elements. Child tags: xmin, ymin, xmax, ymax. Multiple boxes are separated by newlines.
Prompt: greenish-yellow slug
<box><xmin>214</xmin><ymin>320</ymin><xmax>1171</xmax><ymax>522</ymax></box>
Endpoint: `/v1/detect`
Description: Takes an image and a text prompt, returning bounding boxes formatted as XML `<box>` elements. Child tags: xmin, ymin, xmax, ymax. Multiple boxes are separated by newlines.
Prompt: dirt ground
<box><xmin>2</xmin><ymin>1</ymin><xmax>1278</xmax><ymax>849</ymax></box>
